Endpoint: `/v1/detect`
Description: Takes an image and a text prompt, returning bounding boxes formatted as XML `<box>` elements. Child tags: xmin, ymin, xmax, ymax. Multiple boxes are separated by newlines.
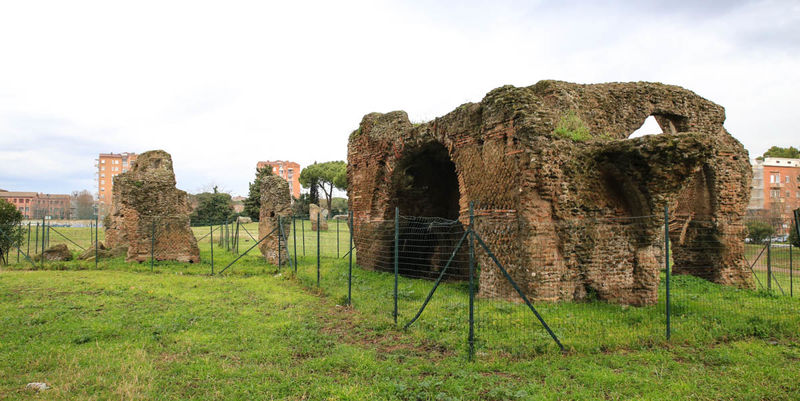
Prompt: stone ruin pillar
<box><xmin>309</xmin><ymin>203</ymin><xmax>329</xmax><ymax>231</ymax></box>
<box><xmin>258</xmin><ymin>175</ymin><xmax>292</xmax><ymax>265</ymax></box>
<box><xmin>105</xmin><ymin>150</ymin><xmax>200</xmax><ymax>263</ymax></box>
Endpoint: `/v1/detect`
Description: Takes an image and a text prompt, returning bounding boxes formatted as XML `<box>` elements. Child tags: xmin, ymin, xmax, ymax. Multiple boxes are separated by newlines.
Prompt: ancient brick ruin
<box><xmin>105</xmin><ymin>150</ymin><xmax>200</xmax><ymax>263</ymax></box>
<box><xmin>347</xmin><ymin>81</ymin><xmax>752</xmax><ymax>306</ymax></box>
<box><xmin>309</xmin><ymin>204</ymin><xmax>329</xmax><ymax>231</ymax></box>
<box><xmin>258</xmin><ymin>175</ymin><xmax>292</xmax><ymax>264</ymax></box>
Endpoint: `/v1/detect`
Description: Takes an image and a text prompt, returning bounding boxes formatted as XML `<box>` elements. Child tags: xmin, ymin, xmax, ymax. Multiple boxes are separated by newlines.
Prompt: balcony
<box><xmin>769</xmin><ymin>182</ymin><xmax>784</xmax><ymax>188</ymax></box>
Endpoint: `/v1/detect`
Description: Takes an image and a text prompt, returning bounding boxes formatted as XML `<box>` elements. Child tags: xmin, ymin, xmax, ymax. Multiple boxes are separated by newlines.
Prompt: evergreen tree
<box><xmin>243</xmin><ymin>167</ymin><xmax>273</xmax><ymax>221</ymax></box>
<box><xmin>762</xmin><ymin>146</ymin><xmax>800</xmax><ymax>159</ymax></box>
<box><xmin>0</xmin><ymin>199</ymin><xmax>24</xmax><ymax>264</ymax></box>
<box><xmin>190</xmin><ymin>187</ymin><xmax>234</xmax><ymax>226</ymax></box>
<box><xmin>299</xmin><ymin>161</ymin><xmax>346</xmax><ymax>211</ymax></box>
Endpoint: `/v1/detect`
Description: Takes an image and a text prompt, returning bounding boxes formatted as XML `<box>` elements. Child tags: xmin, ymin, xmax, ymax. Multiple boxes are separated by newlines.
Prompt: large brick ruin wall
<box><xmin>105</xmin><ymin>150</ymin><xmax>200</xmax><ymax>263</ymax></box>
<box><xmin>347</xmin><ymin>80</ymin><xmax>752</xmax><ymax>306</ymax></box>
<box><xmin>258</xmin><ymin>175</ymin><xmax>292</xmax><ymax>265</ymax></box>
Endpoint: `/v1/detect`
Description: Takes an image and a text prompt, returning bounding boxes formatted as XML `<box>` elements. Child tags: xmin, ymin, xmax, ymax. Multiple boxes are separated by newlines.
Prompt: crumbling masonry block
<box><xmin>258</xmin><ymin>175</ymin><xmax>292</xmax><ymax>264</ymax></box>
<box><xmin>105</xmin><ymin>150</ymin><xmax>200</xmax><ymax>263</ymax></box>
<box><xmin>347</xmin><ymin>81</ymin><xmax>752</xmax><ymax>306</ymax></box>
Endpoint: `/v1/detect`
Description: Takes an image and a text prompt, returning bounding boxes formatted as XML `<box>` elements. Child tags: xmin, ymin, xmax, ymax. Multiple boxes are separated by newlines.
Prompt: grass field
<box><xmin>2</xmin><ymin>224</ymin><xmax>800</xmax><ymax>399</ymax></box>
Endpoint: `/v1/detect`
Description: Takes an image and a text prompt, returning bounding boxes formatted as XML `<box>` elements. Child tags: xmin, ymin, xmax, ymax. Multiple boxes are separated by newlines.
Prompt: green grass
<box><xmin>2</xmin><ymin>224</ymin><xmax>800</xmax><ymax>399</ymax></box>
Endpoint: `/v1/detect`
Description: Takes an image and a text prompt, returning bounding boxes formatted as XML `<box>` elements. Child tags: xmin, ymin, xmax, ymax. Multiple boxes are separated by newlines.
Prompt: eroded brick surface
<box><xmin>347</xmin><ymin>81</ymin><xmax>752</xmax><ymax>306</ymax></box>
<box><xmin>105</xmin><ymin>150</ymin><xmax>200</xmax><ymax>263</ymax></box>
<box><xmin>258</xmin><ymin>175</ymin><xmax>292</xmax><ymax>264</ymax></box>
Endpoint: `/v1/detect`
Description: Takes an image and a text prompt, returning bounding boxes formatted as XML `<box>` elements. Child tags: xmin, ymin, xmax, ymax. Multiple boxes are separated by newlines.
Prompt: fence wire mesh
<box><xmin>2</xmin><ymin>207</ymin><xmax>799</xmax><ymax>361</ymax></box>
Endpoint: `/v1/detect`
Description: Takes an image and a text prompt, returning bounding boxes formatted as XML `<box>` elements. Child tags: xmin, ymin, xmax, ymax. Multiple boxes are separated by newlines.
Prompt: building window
<box><xmin>786</xmin><ymin>176</ymin><xmax>791</xmax><ymax>183</ymax></box>
<box><xmin>101</xmin><ymin>159</ymin><xmax>106</xmax><ymax>164</ymax></box>
<box><xmin>770</xmin><ymin>173</ymin><xmax>779</xmax><ymax>183</ymax></box>
<box><xmin>770</xmin><ymin>189</ymin><xmax>780</xmax><ymax>198</ymax></box>
<box><xmin>101</xmin><ymin>173</ymin><xmax>105</xmax><ymax>178</ymax></box>
<box><xmin>101</xmin><ymin>166</ymin><xmax>105</xmax><ymax>171</ymax></box>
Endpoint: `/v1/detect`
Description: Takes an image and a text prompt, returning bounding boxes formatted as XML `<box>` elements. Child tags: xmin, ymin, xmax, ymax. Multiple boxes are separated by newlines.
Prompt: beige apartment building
<box><xmin>748</xmin><ymin>157</ymin><xmax>800</xmax><ymax>232</ymax></box>
<box><xmin>96</xmin><ymin>152</ymin><xmax>137</xmax><ymax>213</ymax></box>
<box><xmin>256</xmin><ymin>160</ymin><xmax>301</xmax><ymax>199</ymax></box>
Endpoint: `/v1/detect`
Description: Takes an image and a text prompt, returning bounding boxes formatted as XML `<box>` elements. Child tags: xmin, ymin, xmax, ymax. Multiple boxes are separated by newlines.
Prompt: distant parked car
<box><xmin>771</xmin><ymin>235</ymin><xmax>789</xmax><ymax>243</ymax></box>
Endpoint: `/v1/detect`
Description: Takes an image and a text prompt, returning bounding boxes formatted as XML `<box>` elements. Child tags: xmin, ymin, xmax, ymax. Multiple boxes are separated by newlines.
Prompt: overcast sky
<box><xmin>1</xmin><ymin>0</ymin><xmax>798</xmax><ymax>196</ymax></box>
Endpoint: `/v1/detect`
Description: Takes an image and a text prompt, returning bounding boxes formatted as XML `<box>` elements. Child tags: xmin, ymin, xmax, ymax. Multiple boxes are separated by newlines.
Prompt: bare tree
<box><xmin>71</xmin><ymin>190</ymin><xmax>95</xmax><ymax>219</ymax></box>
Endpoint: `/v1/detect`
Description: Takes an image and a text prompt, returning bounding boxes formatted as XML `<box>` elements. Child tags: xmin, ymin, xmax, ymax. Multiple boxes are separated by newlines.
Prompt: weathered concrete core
<box><xmin>347</xmin><ymin>80</ymin><xmax>752</xmax><ymax>306</ymax></box>
<box><xmin>105</xmin><ymin>150</ymin><xmax>200</xmax><ymax>263</ymax></box>
<box><xmin>258</xmin><ymin>175</ymin><xmax>292</xmax><ymax>265</ymax></box>
<box><xmin>309</xmin><ymin>204</ymin><xmax>329</xmax><ymax>231</ymax></box>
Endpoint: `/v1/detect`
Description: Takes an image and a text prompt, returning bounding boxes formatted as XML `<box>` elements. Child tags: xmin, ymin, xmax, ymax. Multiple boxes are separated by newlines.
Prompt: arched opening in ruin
<box><xmin>389</xmin><ymin>142</ymin><xmax>468</xmax><ymax>280</ymax></box>
<box><xmin>629</xmin><ymin>116</ymin><xmax>662</xmax><ymax>138</ymax></box>
<box><xmin>392</xmin><ymin>142</ymin><xmax>460</xmax><ymax>219</ymax></box>
<box><xmin>670</xmin><ymin>165</ymin><xmax>722</xmax><ymax>282</ymax></box>
<box><xmin>628</xmin><ymin>113</ymin><xmax>690</xmax><ymax>138</ymax></box>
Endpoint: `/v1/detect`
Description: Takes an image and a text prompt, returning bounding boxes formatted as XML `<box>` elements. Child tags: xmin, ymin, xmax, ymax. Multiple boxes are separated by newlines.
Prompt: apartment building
<box><xmin>96</xmin><ymin>152</ymin><xmax>137</xmax><ymax>212</ymax></box>
<box><xmin>256</xmin><ymin>160</ymin><xmax>301</xmax><ymax>199</ymax></box>
<box><xmin>748</xmin><ymin>157</ymin><xmax>800</xmax><ymax>227</ymax></box>
<box><xmin>0</xmin><ymin>191</ymin><xmax>71</xmax><ymax>219</ymax></box>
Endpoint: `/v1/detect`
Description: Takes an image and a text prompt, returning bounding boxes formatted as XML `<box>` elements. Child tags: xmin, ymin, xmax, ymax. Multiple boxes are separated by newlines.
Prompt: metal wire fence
<box><xmin>1</xmin><ymin>207</ymin><xmax>799</xmax><ymax>360</ymax></box>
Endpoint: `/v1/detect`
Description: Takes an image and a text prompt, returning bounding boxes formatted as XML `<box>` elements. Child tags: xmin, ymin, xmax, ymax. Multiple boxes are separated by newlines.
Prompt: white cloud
<box><xmin>1</xmin><ymin>0</ymin><xmax>798</xmax><ymax>195</ymax></box>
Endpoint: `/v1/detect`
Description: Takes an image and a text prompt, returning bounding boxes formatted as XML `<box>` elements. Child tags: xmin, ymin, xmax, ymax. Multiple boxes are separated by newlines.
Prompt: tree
<box><xmin>71</xmin><ymin>190</ymin><xmax>95</xmax><ymax>219</ymax></box>
<box><xmin>0</xmin><ymin>199</ymin><xmax>24</xmax><ymax>264</ymax></box>
<box><xmin>299</xmin><ymin>161</ymin><xmax>347</xmax><ymax>212</ymax></box>
<box><xmin>308</xmin><ymin>181</ymin><xmax>319</xmax><ymax>207</ymax></box>
<box><xmin>745</xmin><ymin>220</ymin><xmax>775</xmax><ymax>244</ymax></box>
<box><xmin>190</xmin><ymin>186</ymin><xmax>234</xmax><ymax>226</ymax></box>
<box><xmin>762</xmin><ymin>146</ymin><xmax>800</xmax><ymax>159</ymax></box>
<box><xmin>243</xmin><ymin>167</ymin><xmax>273</xmax><ymax>221</ymax></box>
<box><xmin>791</xmin><ymin>209</ymin><xmax>800</xmax><ymax>247</ymax></box>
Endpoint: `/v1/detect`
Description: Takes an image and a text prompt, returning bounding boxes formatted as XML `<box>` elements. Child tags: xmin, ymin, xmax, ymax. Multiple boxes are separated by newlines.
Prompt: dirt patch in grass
<box><xmin>312</xmin><ymin>297</ymin><xmax>455</xmax><ymax>360</ymax></box>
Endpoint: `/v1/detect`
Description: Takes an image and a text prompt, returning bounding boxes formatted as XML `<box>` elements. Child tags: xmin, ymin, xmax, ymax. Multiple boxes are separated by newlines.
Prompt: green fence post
<box><xmin>16</xmin><ymin>223</ymin><xmax>20</xmax><ymax>263</ymax></box>
<box><xmin>26</xmin><ymin>222</ymin><xmax>31</xmax><ymax>260</ymax></box>
<box><xmin>665</xmin><ymin>205</ymin><xmax>671</xmax><ymax>340</ymax></box>
<box><xmin>210</xmin><ymin>224</ymin><xmax>214</xmax><ymax>275</ymax></box>
<box><xmin>302</xmin><ymin>216</ymin><xmax>305</xmax><ymax>256</ymax></box>
<box><xmin>394</xmin><ymin>207</ymin><xmax>399</xmax><ymax>325</ymax></box>
<box><xmin>348</xmin><ymin>210</ymin><xmax>353</xmax><ymax>305</ymax></box>
<box><xmin>790</xmin><ymin>244</ymin><xmax>793</xmax><ymax>298</ymax></box>
<box><xmin>95</xmin><ymin>213</ymin><xmax>99</xmax><ymax>269</ymax></box>
<box><xmin>34</xmin><ymin>223</ymin><xmax>39</xmax><ymax>258</ymax></box>
<box><xmin>292</xmin><ymin>216</ymin><xmax>297</xmax><ymax>273</ymax></box>
<box><xmin>278</xmin><ymin>216</ymin><xmax>282</xmax><ymax>268</ymax></box>
<box><xmin>468</xmin><ymin>202</ymin><xmax>476</xmax><ymax>361</ymax></box>
<box><xmin>234</xmin><ymin>220</ymin><xmax>239</xmax><ymax>255</ymax></box>
<box><xmin>150</xmin><ymin>219</ymin><xmax>156</xmax><ymax>272</ymax></box>
<box><xmin>41</xmin><ymin>217</ymin><xmax>45</xmax><ymax>268</ymax></box>
<box><xmin>767</xmin><ymin>239</ymin><xmax>772</xmax><ymax>292</ymax></box>
<box><xmin>316</xmin><ymin>211</ymin><xmax>320</xmax><ymax>286</ymax></box>
<box><xmin>337</xmin><ymin>218</ymin><xmax>340</xmax><ymax>258</ymax></box>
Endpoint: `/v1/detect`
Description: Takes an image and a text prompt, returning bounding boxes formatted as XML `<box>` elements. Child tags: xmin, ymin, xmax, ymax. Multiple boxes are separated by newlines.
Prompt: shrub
<box><xmin>745</xmin><ymin>220</ymin><xmax>774</xmax><ymax>244</ymax></box>
<box><xmin>554</xmin><ymin>110</ymin><xmax>592</xmax><ymax>141</ymax></box>
<box><xmin>0</xmin><ymin>199</ymin><xmax>24</xmax><ymax>263</ymax></box>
